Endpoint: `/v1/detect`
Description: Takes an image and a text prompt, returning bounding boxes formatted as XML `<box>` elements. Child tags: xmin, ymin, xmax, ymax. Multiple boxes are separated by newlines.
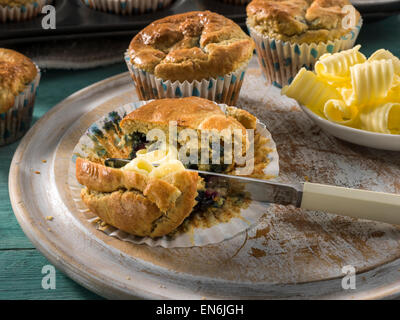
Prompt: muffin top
<box><xmin>246</xmin><ymin>0</ymin><xmax>361</xmax><ymax>44</ymax></box>
<box><xmin>120</xmin><ymin>97</ymin><xmax>253</xmax><ymax>135</ymax></box>
<box><xmin>0</xmin><ymin>48</ymin><xmax>37</xmax><ymax>113</ymax></box>
<box><xmin>128</xmin><ymin>11</ymin><xmax>255</xmax><ymax>82</ymax></box>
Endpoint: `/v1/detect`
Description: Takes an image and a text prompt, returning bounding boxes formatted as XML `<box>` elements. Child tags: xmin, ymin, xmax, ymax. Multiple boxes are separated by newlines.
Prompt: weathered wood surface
<box><xmin>56</xmin><ymin>66</ymin><xmax>400</xmax><ymax>286</ymax></box>
<box><xmin>8</xmin><ymin>61</ymin><xmax>400</xmax><ymax>299</ymax></box>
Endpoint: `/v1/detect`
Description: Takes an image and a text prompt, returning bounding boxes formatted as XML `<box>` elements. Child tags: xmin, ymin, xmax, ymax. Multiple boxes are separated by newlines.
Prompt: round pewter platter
<box><xmin>9</xmin><ymin>58</ymin><xmax>400</xmax><ymax>299</ymax></box>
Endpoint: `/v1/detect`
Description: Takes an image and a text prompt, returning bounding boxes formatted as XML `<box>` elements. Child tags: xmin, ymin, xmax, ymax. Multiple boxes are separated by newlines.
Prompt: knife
<box><xmin>105</xmin><ymin>158</ymin><xmax>400</xmax><ymax>225</ymax></box>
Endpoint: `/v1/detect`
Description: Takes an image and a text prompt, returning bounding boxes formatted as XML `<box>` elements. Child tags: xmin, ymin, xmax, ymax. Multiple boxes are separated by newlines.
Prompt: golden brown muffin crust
<box><xmin>78</xmin><ymin>160</ymin><xmax>200</xmax><ymax>238</ymax></box>
<box><xmin>246</xmin><ymin>0</ymin><xmax>361</xmax><ymax>44</ymax></box>
<box><xmin>77</xmin><ymin>159</ymin><xmax>199</xmax><ymax>238</ymax></box>
<box><xmin>128</xmin><ymin>11</ymin><xmax>255</xmax><ymax>82</ymax></box>
<box><xmin>146</xmin><ymin>170</ymin><xmax>199</xmax><ymax>237</ymax></box>
<box><xmin>76</xmin><ymin>158</ymin><xmax>183</xmax><ymax>213</ymax></box>
<box><xmin>120</xmin><ymin>97</ymin><xmax>255</xmax><ymax>135</ymax></box>
<box><xmin>0</xmin><ymin>48</ymin><xmax>37</xmax><ymax>113</ymax></box>
<box><xmin>82</xmin><ymin>189</ymin><xmax>164</xmax><ymax>237</ymax></box>
<box><xmin>120</xmin><ymin>97</ymin><xmax>257</xmax><ymax>164</ymax></box>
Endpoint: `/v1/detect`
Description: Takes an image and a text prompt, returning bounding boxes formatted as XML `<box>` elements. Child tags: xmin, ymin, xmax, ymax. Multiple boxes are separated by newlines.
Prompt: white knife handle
<box><xmin>301</xmin><ymin>182</ymin><xmax>400</xmax><ymax>225</ymax></box>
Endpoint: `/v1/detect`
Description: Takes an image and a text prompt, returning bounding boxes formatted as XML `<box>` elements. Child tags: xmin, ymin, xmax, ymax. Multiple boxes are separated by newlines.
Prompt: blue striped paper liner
<box><xmin>124</xmin><ymin>51</ymin><xmax>249</xmax><ymax>106</ymax></box>
<box><xmin>0</xmin><ymin>65</ymin><xmax>41</xmax><ymax>146</ymax></box>
<box><xmin>68</xmin><ymin>101</ymin><xmax>279</xmax><ymax>248</ymax></box>
<box><xmin>247</xmin><ymin>18</ymin><xmax>363</xmax><ymax>88</ymax></box>
<box><xmin>0</xmin><ymin>0</ymin><xmax>52</xmax><ymax>23</ymax></box>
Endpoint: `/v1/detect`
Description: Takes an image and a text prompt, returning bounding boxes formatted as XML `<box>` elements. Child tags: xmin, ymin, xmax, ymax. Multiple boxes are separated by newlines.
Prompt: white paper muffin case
<box><xmin>0</xmin><ymin>66</ymin><xmax>40</xmax><ymax>146</ymax></box>
<box><xmin>247</xmin><ymin>19</ymin><xmax>363</xmax><ymax>88</ymax></box>
<box><xmin>81</xmin><ymin>0</ymin><xmax>173</xmax><ymax>15</ymax></box>
<box><xmin>125</xmin><ymin>52</ymin><xmax>248</xmax><ymax>106</ymax></box>
<box><xmin>69</xmin><ymin>101</ymin><xmax>280</xmax><ymax>248</ymax></box>
<box><xmin>0</xmin><ymin>0</ymin><xmax>52</xmax><ymax>23</ymax></box>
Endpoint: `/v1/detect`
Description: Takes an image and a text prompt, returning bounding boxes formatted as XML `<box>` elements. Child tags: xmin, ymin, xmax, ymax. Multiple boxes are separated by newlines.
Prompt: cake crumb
<box><xmin>42</xmin><ymin>160</ymin><xmax>47</xmax><ymax>163</ymax></box>
<box><xmin>250</xmin><ymin>247</ymin><xmax>266</xmax><ymax>258</ymax></box>
<box><xmin>45</xmin><ymin>216</ymin><xmax>54</xmax><ymax>221</ymax></box>
<box><xmin>126</xmin><ymin>276</ymin><xmax>131</xmax><ymax>280</ymax></box>
<box><xmin>34</xmin><ymin>171</ymin><xmax>41</xmax><ymax>174</ymax></box>
<box><xmin>47</xmin><ymin>228</ymin><xmax>51</xmax><ymax>232</ymax></box>
<box><xmin>304</xmin><ymin>175</ymin><xmax>309</xmax><ymax>182</ymax></box>
<box><xmin>159</xmin><ymin>285</ymin><xmax>166</xmax><ymax>289</ymax></box>
<box><xmin>201</xmin><ymin>297</ymin><xmax>207</xmax><ymax>300</ymax></box>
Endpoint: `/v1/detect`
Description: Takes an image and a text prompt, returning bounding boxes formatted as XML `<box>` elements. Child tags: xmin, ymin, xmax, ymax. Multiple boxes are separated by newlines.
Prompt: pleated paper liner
<box><xmin>0</xmin><ymin>65</ymin><xmax>41</xmax><ymax>146</ymax></box>
<box><xmin>0</xmin><ymin>0</ymin><xmax>53</xmax><ymax>23</ymax></box>
<box><xmin>68</xmin><ymin>101</ymin><xmax>279</xmax><ymax>248</ymax></box>
<box><xmin>125</xmin><ymin>52</ymin><xmax>248</xmax><ymax>106</ymax></box>
<box><xmin>81</xmin><ymin>0</ymin><xmax>173</xmax><ymax>15</ymax></box>
<box><xmin>248</xmin><ymin>18</ymin><xmax>363</xmax><ymax>88</ymax></box>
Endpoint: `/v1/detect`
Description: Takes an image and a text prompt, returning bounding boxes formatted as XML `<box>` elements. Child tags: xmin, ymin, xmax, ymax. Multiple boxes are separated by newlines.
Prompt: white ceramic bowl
<box><xmin>300</xmin><ymin>105</ymin><xmax>400</xmax><ymax>151</ymax></box>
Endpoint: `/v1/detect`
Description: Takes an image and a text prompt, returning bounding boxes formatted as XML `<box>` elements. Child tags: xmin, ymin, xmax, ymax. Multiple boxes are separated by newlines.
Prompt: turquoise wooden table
<box><xmin>1</xmin><ymin>15</ymin><xmax>400</xmax><ymax>300</ymax></box>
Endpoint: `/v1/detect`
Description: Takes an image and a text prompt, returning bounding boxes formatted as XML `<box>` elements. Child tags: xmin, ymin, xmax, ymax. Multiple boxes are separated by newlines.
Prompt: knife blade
<box><xmin>104</xmin><ymin>158</ymin><xmax>303</xmax><ymax>206</ymax></box>
<box><xmin>193</xmin><ymin>169</ymin><xmax>303</xmax><ymax>207</ymax></box>
<box><xmin>104</xmin><ymin>157</ymin><xmax>400</xmax><ymax>225</ymax></box>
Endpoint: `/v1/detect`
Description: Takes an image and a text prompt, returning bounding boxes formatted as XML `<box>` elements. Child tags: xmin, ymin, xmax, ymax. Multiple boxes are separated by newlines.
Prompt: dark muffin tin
<box><xmin>350</xmin><ymin>0</ymin><xmax>400</xmax><ymax>20</ymax></box>
<box><xmin>2</xmin><ymin>0</ymin><xmax>400</xmax><ymax>46</ymax></box>
<box><xmin>0</xmin><ymin>0</ymin><xmax>249</xmax><ymax>46</ymax></box>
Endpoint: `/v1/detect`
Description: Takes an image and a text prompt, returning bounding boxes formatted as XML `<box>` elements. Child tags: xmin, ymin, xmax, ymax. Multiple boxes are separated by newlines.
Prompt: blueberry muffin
<box><xmin>76</xmin><ymin>97</ymin><xmax>272</xmax><ymax>238</ymax></box>
<box><xmin>0</xmin><ymin>48</ymin><xmax>40</xmax><ymax>145</ymax></box>
<box><xmin>246</xmin><ymin>0</ymin><xmax>362</xmax><ymax>87</ymax></box>
<box><xmin>125</xmin><ymin>11</ymin><xmax>255</xmax><ymax>105</ymax></box>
